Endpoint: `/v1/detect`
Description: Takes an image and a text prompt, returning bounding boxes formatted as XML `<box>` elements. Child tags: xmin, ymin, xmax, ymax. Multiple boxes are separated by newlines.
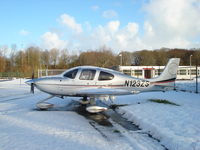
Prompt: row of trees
<box><xmin>121</xmin><ymin>48</ymin><xmax>200</xmax><ymax>66</ymax></box>
<box><xmin>0</xmin><ymin>45</ymin><xmax>200</xmax><ymax>77</ymax></box>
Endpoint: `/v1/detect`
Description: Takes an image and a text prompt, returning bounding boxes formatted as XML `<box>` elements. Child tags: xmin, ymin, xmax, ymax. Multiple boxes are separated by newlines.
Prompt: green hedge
<box><xmin>0</xmin><ymin>72</ymin><xmax>36</xmax><ymax>78</ymax></box>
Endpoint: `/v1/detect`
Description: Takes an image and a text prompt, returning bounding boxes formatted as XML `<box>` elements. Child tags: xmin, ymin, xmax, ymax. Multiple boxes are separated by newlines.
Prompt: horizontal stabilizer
<box><xmin>154</xmin><ymin>84</ymin><xmax>175</xmax><ymax>91</ymax></box>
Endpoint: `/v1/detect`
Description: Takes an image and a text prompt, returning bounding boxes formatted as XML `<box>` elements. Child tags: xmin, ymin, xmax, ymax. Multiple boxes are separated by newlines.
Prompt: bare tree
<box><xmin>58</xmin><ymin>49</ymin><xmax>69</xmax><ymax>68</ymax></box>
<box><xmin>41</xmin><ymin>50</ymin><xmax>50</xmax><ymax>69</ymax></box>
<box><xmin>0</xmin><ymin>45</ymin><xmax>8</xmax><ymax>72</ymax></box>
<box><xmin>77</xmin><ymin>48</ymin><xmax>117</xmax><ymax>68</ymax></box>
<box><xmin>10</xmin><ymin>44</ymin><xmax>17</xmax><ymax>72</ymax></box>
<box><xmin>50</xmin><ymin>48</ymin><xmax>59</xmax><ymax>68</ymax></box>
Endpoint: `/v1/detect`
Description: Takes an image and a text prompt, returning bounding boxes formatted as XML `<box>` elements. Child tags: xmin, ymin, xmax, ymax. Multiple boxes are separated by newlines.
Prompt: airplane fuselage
<box><xmin>31</xmin><ymin>66</ymin><xmax>164</xmax><ymax>98</ymax></box>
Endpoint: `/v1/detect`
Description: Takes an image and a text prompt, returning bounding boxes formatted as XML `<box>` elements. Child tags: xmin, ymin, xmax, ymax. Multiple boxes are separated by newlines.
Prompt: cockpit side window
<box><xmin>63</xmin><ymin>69</ymin><xmax>78</xmax><ymax>79</ymax></box>
<box><xmin>98</xmin><ymin>71</ymin><xmax>114</xmax><ymax>81</ymax></box>
<box><xmin>79</xmin><ymin>69</ymin><xmax>96</xmax><ymax>80</ymax></box>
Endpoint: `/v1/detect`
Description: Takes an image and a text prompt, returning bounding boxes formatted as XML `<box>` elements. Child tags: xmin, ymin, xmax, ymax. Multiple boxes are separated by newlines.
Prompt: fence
<box><xmin>0</xmin><ymin>72</ymin><xmax>36</xmax><ymax>79</ymax></box>
<box><xmin>175</xmin><ymin>79</ymin><xmax>199</xmax><ymax>93</ymax></box>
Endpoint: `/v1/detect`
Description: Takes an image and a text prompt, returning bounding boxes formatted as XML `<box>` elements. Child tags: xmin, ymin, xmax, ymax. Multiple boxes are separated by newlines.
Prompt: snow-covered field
<box><xmin>176</xmin><ymin>79</ymin><xmax>200</xmax><ymax>93</ymax></box>
<box><xmin>0</xmin><ymin>79</ymin><xmax>200</xmax><ymax>150</ymax></box>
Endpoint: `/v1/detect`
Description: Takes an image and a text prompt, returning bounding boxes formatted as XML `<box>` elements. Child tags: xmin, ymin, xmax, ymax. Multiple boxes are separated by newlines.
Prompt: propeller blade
<box><xmin>25</xmin><ymin>79</ymin><xmax>35</xmax><ymax>94</ymax></box>
<box><xmin>30</xmin><ymin>71</ymin><xmax>35</xmax><ymax>93</ymax></box>
<box><xmin>31</xmin><ymin>83</ymin><xmax>34</xmax><ymax>93</ymax></box>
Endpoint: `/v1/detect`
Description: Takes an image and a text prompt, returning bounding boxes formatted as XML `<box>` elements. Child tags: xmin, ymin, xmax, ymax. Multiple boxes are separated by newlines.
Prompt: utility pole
<box><xmin>196</xmin><ymin>59</ymin><xmax>198</xmax><ymax>93</ymax></box>
<box><xmin>119</xmin><ymin>53</ymin><xmax>122</xmax><ymax>66</ymax></box>
<box><xmin>190</xmin><ymin>55</ymin><xmax>193</xmax><ymax>80</ymax></box>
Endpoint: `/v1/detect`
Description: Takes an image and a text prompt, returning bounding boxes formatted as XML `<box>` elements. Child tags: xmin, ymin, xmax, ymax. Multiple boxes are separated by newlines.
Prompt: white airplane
<box><xmin>26</xmin><ymin>58</ymin><xmax>180</xmax><ymax>113</ymax></box>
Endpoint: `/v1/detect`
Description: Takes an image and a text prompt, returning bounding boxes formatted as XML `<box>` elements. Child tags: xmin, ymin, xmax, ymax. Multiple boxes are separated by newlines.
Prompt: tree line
<box><xmin>0</xmin><ymin>45</ymin><xmax>200</xmax><ymax>77</ymax></box>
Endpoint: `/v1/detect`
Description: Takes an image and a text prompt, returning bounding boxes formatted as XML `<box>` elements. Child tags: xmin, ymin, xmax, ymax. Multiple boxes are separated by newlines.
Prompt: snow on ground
<box><xmin>0</xmin><ymin>79</ymin><xmax>164</xmax><ymax>150</ymax></box>
<box><xmin>176</xmin><ymin>79</ymin><xmax>200</xmax><ymax>93</ymax></box>
<box><xmin>0</xmin><ymin>79</ymin><xmax>200</xmax><ymax>150</ymax></box>
<box><xmin>115</xmin><ymin>80</ymin><xmax>200</xmax><ymax>150</ymax></box>
<box><xmin>0</xmin><ymin>80</ymin><xmax>132</xmax><ymax>150</ymax></box>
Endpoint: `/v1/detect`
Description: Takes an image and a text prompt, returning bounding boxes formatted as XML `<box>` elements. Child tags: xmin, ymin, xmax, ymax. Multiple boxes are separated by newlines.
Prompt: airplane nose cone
<box><xmin>25</xmin><ymin>79</ymin><xmax>34</xmax><ymax>86</ymax></box>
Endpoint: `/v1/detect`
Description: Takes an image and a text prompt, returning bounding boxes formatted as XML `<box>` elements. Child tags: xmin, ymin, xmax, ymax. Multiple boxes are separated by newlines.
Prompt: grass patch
<box><xmin>113</xmin><ymin>129</ymin><xmax>120</xmax><ymax>133</ymax></box>
<box><xmin>148</xmin><ymin>99</ymin><xmax>180</xmax><ymax>106</ymax></box>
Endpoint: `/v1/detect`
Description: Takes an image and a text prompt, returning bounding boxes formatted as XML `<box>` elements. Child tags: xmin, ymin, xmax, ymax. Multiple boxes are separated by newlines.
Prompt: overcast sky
<box><xmin>1</xmin><ymin>0</ymin><xmax>200</xmax><ymax>53</ymax></box>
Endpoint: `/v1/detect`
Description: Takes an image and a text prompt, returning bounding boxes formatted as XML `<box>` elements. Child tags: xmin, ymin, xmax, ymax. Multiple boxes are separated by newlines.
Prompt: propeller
<box><xmin>30</xmin><ymin>71</ymin><xmax>35</xmax><ymax>93</ymax></box>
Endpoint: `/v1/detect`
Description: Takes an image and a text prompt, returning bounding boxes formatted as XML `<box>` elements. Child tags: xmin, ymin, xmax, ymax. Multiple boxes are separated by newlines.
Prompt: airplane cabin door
<box><xmin>79</xmin><ymin>69</ymin><xmax>97</xmax><ymax>87</ymax></box>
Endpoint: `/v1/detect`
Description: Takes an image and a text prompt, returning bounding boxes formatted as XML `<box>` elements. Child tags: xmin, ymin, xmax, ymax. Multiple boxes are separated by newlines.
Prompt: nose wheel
<box><xmin>36</xmin><ymin>95</ymin><xmax>55</xmax><ymax>110</ymax></box>
<box><xmin>36</xmin><ymin>102</ymin><xmax>54</xmax><ymax>110</ymax></box>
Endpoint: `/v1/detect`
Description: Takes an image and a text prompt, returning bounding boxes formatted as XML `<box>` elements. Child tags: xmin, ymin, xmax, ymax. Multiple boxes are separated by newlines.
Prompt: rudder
<box><xmin>148</xmin><ymin>58</ymin><xmax>180</xmax><ymax>85</ymax></box>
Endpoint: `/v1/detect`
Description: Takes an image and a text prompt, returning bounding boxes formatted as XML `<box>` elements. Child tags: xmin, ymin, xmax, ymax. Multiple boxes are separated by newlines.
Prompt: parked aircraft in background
<box><xmin>26</xmin><ymin>58</ymin><xmax>180</xmax><ymax>113</ymax></box>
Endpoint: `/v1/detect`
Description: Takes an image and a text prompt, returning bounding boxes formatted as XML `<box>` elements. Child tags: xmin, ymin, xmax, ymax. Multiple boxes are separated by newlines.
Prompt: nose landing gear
<box><xmin>36</xmin><ymin>95</ymin><xmax>55</xmax><ymax>110</ymax></box>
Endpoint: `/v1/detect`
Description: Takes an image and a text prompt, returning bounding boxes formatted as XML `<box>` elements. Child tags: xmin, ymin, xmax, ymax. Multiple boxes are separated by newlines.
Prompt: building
<box><xmin>38</xmin><ymin>66</ymin><xmax>200</xmax><ymax>80</ymax></box>
<box><xmin>119</xmin><ymin>66</ymin><xmax>200</xmax><ymax>80</ymax></box>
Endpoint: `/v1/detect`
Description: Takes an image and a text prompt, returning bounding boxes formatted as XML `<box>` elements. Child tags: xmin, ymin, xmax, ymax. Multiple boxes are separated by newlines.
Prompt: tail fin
<box><xmin>149</xmin><ymin>58</ymin><xmax>180</xmax><ymax>85</ymax></box>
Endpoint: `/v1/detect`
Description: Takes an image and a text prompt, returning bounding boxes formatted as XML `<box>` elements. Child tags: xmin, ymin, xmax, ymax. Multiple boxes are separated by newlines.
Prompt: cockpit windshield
<box><xmin>63</xmin><ymin>69</ymin><xmax>78</xmax><ymax>79</ymax></box>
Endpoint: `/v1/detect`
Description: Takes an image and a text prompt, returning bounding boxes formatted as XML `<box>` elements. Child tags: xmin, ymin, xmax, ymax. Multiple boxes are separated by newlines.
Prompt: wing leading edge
<box><xmin>77</xmin><ymin>88</ymin><xmax>140</xmax><ymax>96</ymax></box>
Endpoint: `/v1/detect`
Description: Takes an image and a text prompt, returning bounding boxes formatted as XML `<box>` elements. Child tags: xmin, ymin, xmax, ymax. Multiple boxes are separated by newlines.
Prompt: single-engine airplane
<box><xmin>26</xmin><ymin>58</ymin><xmax>180</xmax><ymax>113</ymax></box>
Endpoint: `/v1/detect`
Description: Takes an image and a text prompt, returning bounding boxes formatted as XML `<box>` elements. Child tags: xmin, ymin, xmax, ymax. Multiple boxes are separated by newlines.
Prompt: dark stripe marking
<box><xmin>151</xmin><ymin>78</ymin><xmax>176</xmax><ymax>84</ymax></box>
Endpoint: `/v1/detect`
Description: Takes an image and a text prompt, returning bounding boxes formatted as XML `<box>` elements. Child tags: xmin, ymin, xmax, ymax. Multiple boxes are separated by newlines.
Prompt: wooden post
<box><xmin>196</xmin><ymin>60</ymin><xmax>198</xmax><ymax>93</ymax></box>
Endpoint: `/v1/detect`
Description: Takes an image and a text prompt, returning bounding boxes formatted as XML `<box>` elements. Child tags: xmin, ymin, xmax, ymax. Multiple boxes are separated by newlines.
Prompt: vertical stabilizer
<box><xmin>149</xmin><ymin>58</ymin><xmax>180</xmax><ymax>85</ymax></box>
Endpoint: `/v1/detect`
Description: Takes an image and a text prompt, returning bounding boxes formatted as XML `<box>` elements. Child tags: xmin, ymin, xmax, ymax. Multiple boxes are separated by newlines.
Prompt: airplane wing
<box><xmin>77</xmin><ymin>88</ymin><xmax>140</xmax><ymax>96</ymax></box>
<box><xmin>154</xmin><ymin>85</ymin><xmax>175</xmax><ymax>91</ymax></box>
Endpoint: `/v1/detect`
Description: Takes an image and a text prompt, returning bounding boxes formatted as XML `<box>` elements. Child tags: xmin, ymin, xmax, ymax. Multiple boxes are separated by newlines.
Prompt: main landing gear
<box><xmin>36</xmin><ymin>95</ymin><xmax>110</xmax><ymax>113</ymax></box>
<box><xmin>79</xmin><ymin>96</ymin><xmax>108</xmax><ymax>113</ymax></box>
